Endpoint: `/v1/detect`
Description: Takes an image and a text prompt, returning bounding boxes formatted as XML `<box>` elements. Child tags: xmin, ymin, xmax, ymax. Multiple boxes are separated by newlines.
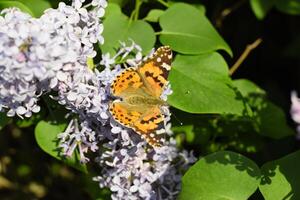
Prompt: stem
<box><xmin>229</xmin><ymin>38</ymin><xmax>263</xmax><ymax>76</ymax></box>
<box><xmin>155</xmin><ymin>31</ymin><xmax>162</xmax><ymax>35</ymax></box>
<box><xmin>215</xmin><ymin>0</ymin><xmax>247</xmax><ymax>28</ymax></box>
<box><xmin>134</xmin><ymin>0</ymin><xmax>142</xmax><ymax>21</ymax></box>
<box><xmin>129</xmin><ymin>10</ymin><xmax>136</xmax><ymax>24</ymax></box>
<box><xmin>156</xmin><ymin>0</ymin><xmax>169</xmax><ymax>7</ymax></box>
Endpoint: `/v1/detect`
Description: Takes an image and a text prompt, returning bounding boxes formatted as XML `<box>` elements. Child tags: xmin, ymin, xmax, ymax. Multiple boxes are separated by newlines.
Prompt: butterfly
<box><xmin>109</xmin><ymin>46</ymin><xmax>172</xmax><ymax>147</ymax></box>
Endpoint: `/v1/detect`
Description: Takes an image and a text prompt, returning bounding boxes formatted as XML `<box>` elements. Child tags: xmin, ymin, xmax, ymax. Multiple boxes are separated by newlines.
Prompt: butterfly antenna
<box><xmin>172</xmin><ymin>113</ymin><xmax>183</xmax><ymax>126</ymax></box>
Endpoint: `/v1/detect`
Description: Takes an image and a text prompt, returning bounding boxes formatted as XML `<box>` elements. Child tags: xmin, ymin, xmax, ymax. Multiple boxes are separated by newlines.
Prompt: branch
<box><xmin>216</xmin><ymin>0</ymin><xmax>247</xmax><ymax>28</ymax></box>
<box><xmin>229</xmin><ymin>38</ymin><xmax>263</xmax><ymax>76</ymax></box>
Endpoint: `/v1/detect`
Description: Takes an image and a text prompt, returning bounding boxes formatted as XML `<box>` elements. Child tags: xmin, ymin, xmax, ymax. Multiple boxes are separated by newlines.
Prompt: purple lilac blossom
<box><xmin>0</xmin><ymin>0</ymin><xmax>106</xmax><ymax>118</ymax></box>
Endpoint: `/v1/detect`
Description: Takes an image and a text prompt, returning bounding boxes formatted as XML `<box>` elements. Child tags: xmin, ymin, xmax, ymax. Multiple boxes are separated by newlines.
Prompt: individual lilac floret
<box><xmin>0</xmin><ymin>0</ymin><xmax>107</xmax><ymax>118</ymax></box>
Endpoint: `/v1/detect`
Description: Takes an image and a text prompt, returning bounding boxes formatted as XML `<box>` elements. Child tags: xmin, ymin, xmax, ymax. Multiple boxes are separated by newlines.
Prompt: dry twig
<box><xmin>229</xmin><ymin>38</ymin><xmax>263</xmax><ymax>76</ymax></box>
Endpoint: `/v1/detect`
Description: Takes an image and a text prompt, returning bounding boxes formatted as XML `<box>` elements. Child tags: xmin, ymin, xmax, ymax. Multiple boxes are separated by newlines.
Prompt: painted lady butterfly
<box><xmin>109</xmin><ymin>46</ymin><xmax>172</xmax><ymax>147</ymax></box>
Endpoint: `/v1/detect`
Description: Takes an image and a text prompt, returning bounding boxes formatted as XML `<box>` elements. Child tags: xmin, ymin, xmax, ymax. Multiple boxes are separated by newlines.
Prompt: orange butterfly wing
<box><xmin>109</xmin><ymin>46</ymin><xmax>172</xmax><ymax>147</ymax></box>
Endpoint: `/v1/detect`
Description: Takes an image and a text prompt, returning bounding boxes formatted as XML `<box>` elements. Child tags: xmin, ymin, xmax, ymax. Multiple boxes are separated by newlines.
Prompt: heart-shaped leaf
<box><xmin>159</xmin><ymin>3</ymin><xmax>232</xmax><ymax>56</ymax></box>
<box><xmin>233</xmin><ymin>79</ymin><xmax>294</xmax><ymax>139</ymax></box>
<box><xmin>35</xmin><ymin>120</ymin><xmax>87</xmax><ymax>172</ymax></box>
<box><xmin>179</xmin><ymin>151</ymin><xmax>260</xmax><ymax>200</ymax></box>
<box><xmin>260</xmin><ymin>150</ymin><xmax>300</xmax><ymax>200</ymax></box>
<box><xmin>168</xmin><ymin>53</ymin><xmax>249</xmax><ymax>115</ymax></box>
<box><xmin>101</xmin><ymin>3</ymin><xmax>155</xmax><ymax>55</ymax></box>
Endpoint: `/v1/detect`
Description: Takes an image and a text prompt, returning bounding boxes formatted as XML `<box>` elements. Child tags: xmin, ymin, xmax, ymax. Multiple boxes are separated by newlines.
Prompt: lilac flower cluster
<box><xmin>291</xmin><ymin>91</ymin><xmax>300</xmax><ymax>135</ymax></box>
<box><xmin>0</xmin><ymin>0</ymin><xmax>106</xmax><ymax>118</ymax></box>
<box><xmin>0</xmin><ymin>1</ymin><xmax>195</xmax><ymax>199</ymax></box>
<box><xmin>54</xmin><ymin>41</ymin><xmax>195</xmax><ymax>199</ymax></box>
<box><xmin>97</xmin><ymin>43</ymin><xmax>195</xmax><ymax>199</ymax></box>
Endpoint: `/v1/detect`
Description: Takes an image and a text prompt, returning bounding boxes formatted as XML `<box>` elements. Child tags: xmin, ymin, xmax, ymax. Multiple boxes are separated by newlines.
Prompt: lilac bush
<box><xmin>0</xmin><ymin>1</ymin><xmax>195</xmax><ymax>199</ymax></box>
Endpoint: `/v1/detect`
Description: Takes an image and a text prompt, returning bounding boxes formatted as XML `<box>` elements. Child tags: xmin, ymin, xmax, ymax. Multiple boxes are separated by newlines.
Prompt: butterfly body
<box><xmin>109</xmin><ymin>46</ymin><xmax>172</xmax><ymax>147</ymax></box>
<box><xmin>125</xmin><ymin>95</ymin><xmax>164</xmax><ymax>106</ymax></box>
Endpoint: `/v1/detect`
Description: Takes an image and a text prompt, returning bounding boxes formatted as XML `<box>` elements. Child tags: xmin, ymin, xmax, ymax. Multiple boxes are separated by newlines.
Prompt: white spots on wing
<box><xmin>157</xmin><ymin>57</ymin><xmax>161</xmax><ymax>62</ymax></box>
<box><xmin>156</xmin><ymin>128</ymin><xmax>165</xmax><ymax>135</ymax></box>
<box><xmin>162</xmin><ymin>63</ymin><xmax>171</xmax><ymax>70</ymax></box>
<box><xmin>150</xmin><ymin>133</ymin><xmax>155</xmax><ymax>138</ymax></box>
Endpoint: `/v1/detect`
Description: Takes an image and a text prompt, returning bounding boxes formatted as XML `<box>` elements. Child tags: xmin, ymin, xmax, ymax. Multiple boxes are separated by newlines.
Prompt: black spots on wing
<box><xmin>145</xmin><ymin>71</ymin><xmax>165</xmax><ymax>86</ymax></box>
<box><xmin>140</xmin><ymin>115</ymin><xmax>160</xmax><ymax>124</ymax></box>
<box><xmin>126</xmin><ymin>74</ymin><xmax>133</xmax><ymax>80</ymax></box>
<box><xmin>111</xmin><ymin>79</ymin><xmax>117</xmax><ymax>89</ymax></box>
<box><xmin>144</xmin><ymin>71</ymin><xmax>152</xmax><ymax>77</ymax></box>
<box><xmin>160</xmin><ymin>67</ymin><xmax>169</xmax><ymax>80</ymax></box>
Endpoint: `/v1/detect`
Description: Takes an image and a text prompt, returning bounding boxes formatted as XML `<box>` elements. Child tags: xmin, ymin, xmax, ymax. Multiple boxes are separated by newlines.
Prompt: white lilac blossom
<box><xmin>0</xmin><ymin>0</ymin><xmax>106</xmax><ymax>118</ymax></box>
<box><xmin>94</xmin><ymin>124</ymin><xmax>195</xmax><ymax>200</ymax></box>
<box><xmin>94</xmin><ymin>43</ymin><xmax>195</xmax><ymax>200</ymax></box>
<box><xmin>0</xmin><ymin>2</ymin><xmax>195</xmax><ymax>198</ymax></box>
<box><xmin>55</xmin><ymin>41</ymin><xmax>195</xmax><ymax>199</ymax></box>
<box><xmin>56</xmin><ymin>42</ymin><xmax>143</xmax><ymax>162</ymax></box>
<box><xmin>290</xmin><ymin>91</ymin><xmax>300</xmax><ymax>137</ymax></box>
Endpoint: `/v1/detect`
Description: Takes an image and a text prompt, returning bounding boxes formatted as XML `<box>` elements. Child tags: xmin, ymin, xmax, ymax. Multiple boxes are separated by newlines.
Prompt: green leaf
<box><xmin>260</xmin><ymin>150</ymin><xmax>300</xmax><ymax>200</ymax></box>
<box><xmin>108</xmin><ymin>0</ymin><xmax>128</xmax><ymax>7</ymax></box>
<box><xmin>179</xmin><ymin>151</ymin><xmax>260</xmax><ymax>200</ymax></box>
<box><xmin>0</xmin><ymin>0</ymin><xmax>51</xmax><ymax>17</ymax></box>
<box><xmin>104</xmin><ymin>2</ymin><xmax>123</xmax><ymax>18</ymax></box>
<box><xmin>275</xmin><ymin>0</ymin><xmax>300</xmax><ymax>15</ymax></box>
<box><xmin>101</xmin><ymin>3</ymin><xmax>155</xmax><ymax>55</ymax></box>
<box><xmin>233</xmin><ymin>79</ymin><xmax>294</xmax><ymax>139</ymax></box>
<box><xmin>172</xmin><ymin>125</ymin><xmax>195</xmax><ymax>143</ymax></box>
<box><xmin>232</xmin><ymin>79</ymin><xmax>266</xmax><ymax>96</ymax></box>
<box><xmin>87</xmin><ymin>57</ymin><xmax>95</xmax><ymax>70</ymax></box>
<box><xmin>16</xmin><ymin>0</ymin><xmax>51</xmax><ymax>17</ymax></box>
<box><xmin>250</xmin><ymin>0</ymin><xmax>275</xmax><ymax>19</ymax></box>
<box><xmin>168</xmin><ymin>53</ymin><xmax>249</xmax><ymax>115</ymax></box>
<box><xmin>35</xmin><ymin>120</ymin><xmax>87</xmax><ymax>173</ymax></box>
<box><xmin>159</xmin><ymin>3</ymin><xmax>232</xmax><ymax>56</ymax></box>
<box><xmin>143</xmin><ymin>9</ymin><xmax>165</xmax><ymax>22</ymax></box>
<box><xmin>0</xmin><ymin>1</ymin><xmax>34</xmax><ymax>16</ymax></box>
<box><xmin>257</xmin><ymin>101</ymin><xmax>295</xmax><ymax>139</ymax></box>
<box><xmin>0</xmin><ymin>112</ymin><xmax>10</xmax><ymax>130</ymax></box>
